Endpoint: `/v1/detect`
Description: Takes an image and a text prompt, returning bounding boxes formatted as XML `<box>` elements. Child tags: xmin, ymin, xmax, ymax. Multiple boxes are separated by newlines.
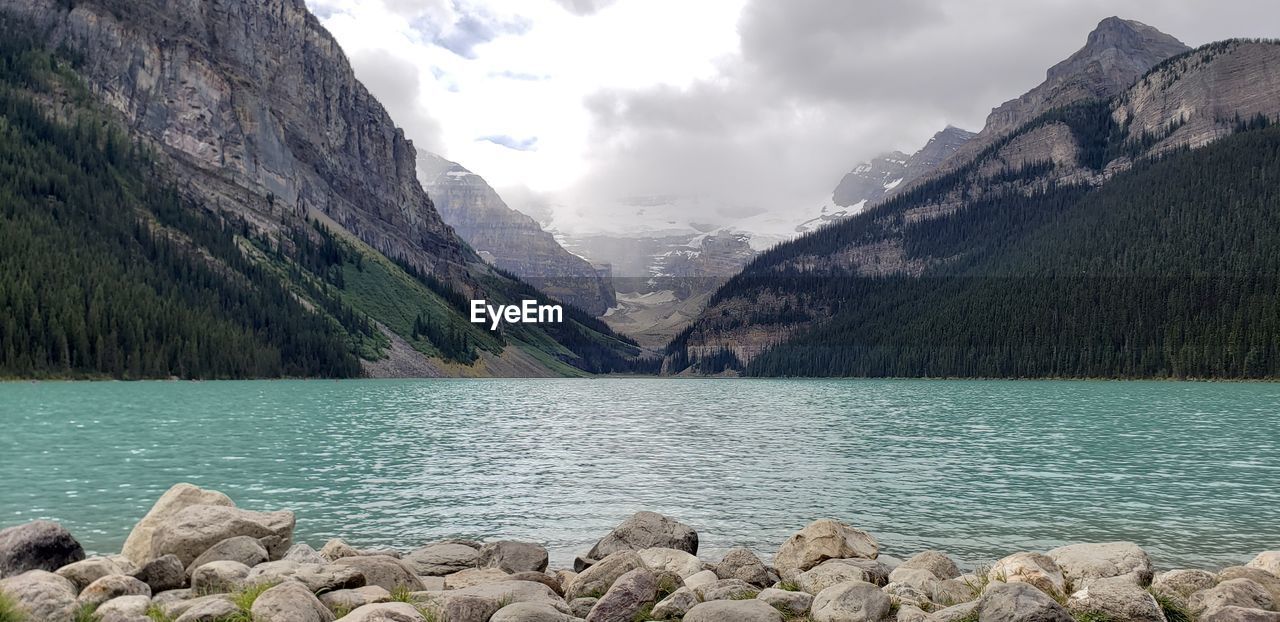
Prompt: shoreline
<box><xmin>2</xmin><ymin>484</ymin><xmax>1277</xmax><ymax>622</ymax></box>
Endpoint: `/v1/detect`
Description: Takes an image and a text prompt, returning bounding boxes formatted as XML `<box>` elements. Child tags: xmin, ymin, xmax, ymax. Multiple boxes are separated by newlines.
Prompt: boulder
<box><xmin>0</xmin><ymin>570</ymin><xmax>79</xmax><ymax>622</ymax></box>
<box><xmin>339</xmin><ymin>602</ymin><xmax>429</xmax><ymax>622</ymax></box>
<box><xmin>884</xmin><ymin>582</ymin><xmax>933</xmax><ymax>608</ymax></box>
<box><xmin>898</xmin><ymin>550</ymin><xmax>961</xmax><ymax>580</ymax></box>
<box><xmin>56</xmin><ymin>557</ymin><xmax>134</xmax><ymax>591</ymax></box>
<box><xmin>774</xmin><ymin>520</ymin><xmax>879</xmax><ymax>578</ymax></box>
<box><xmin>245</xmin><ymin>560</ymin><xmax>366</xmax><ymax>593</ymax></box>
<box><xmin>651</xmin><ymin>586</ymin><xmax>700</xmax><ymax>619</ymax></box>
<box><xmin>569</xmin><ymin>597</ymin><xmax>599</xmax><ymax>618</ymax></box>
<box><xmin>258</xmin><ymin>535</ymin><xmax>289</xmax><ymax>561</ymax></box>
<box><xmin>78</xmin><ymin>574</ymin><xmax>151</xmax><ymax>607</ymax></box>
<box><xmin>1190</xmin><ymin>579</ymin><xmax>1275</xmax><ymax>614</ymax></box>
<box><xmin>319</xmin><ymin>586</ymin><xmax>392</xmax><ymax>614</ymax></box>
<box><xmin>684</xmin><ymin>570</ymin><xmax>719</xmax><ymax>590</ymax></box>
<box><xmin>977</xmin><ymin>582</ymin><xmax>1073</xmax><ymax>622</ymax></box>
<box><xmin>492</xmin><ymin>602</ymin><xmax>581</xmax><ymax>622</ymax></box>
<box><xmin>332</xmin><ymin>555</ymin><xmax>425</xmax><ymax>592</ymax></box>
<box><xmin>445</xmin><ymin>568</ymin><xmax>511</xmax><ymax>589</ymax></box>
<box><xmin>404</xmin><ymin>542</ymin><xmax>480</xmax><ymax>576</ymax></box>
<box><xmin>1153</xmin><ymin>569</ymin><xmax>1217</xmax><ymax>599</ymax></box>
<box><xmin>639</xmin><ymin>548</ymin><xmax>703</xmax><ymax>580</ymax></box>
<box><xmin>1219</xmin><ymin>567</ymin><xmax>1280</xmax><ymax>605</ymax></box>
<box><xmin>121</xmin><ymin>484</ymin><xmax>235</xmax><ymax>564</ymax></box>
<box><xmin>696</xmin><ymin>578</ymin><xmax>758</xmax><ymax>601</ymax></box>
<box><xmin>185</xmin><ymin>535</ymin><xmax>269</xmax><ymax>575</ymax></box>
<box><xmin>758</xmin><ymin>587</ymin><xmax>814</xmax><ymax>616</ymax></box>
<box><xmin>428</xmin><ymin>593</ymin><xmax>502</xmax><ymax>622</ymax></box>
<box><xmin>131</xmin><ymin>554</ymin><xmax>186</xmax><ymax>593</ymax></box>
<box><xmin>810</xmin><ymin>581</ymin><xmax>892</xmax><ymax>622</ymax></box>
<box><xmin>798</xmin><ymin>560</ymin><xmax>875</xmax><ymax>595</ymax></box>
<box><xmin>935</xmin><ymin>601</ymin><xmax>980</xmax><ymax>622</ymax></box>
<box><xmin>250</xmin><ymin>580</ymin><xmax>336</xmax><ymax>622</ymax></box>
<box><xmin>989</xmin><ymin>552</ymin><xmax>1067</xmax><ymax>596</ymax></box>
<box><xmin>95</xmin><ymin>594</ymin><xmax>151</xmax><ymax>622</ymax></box>
<box><xmin>0</xmin><ymin>521</ymin><xmax>85</xmax><ymax>578</ymax></box>
<box><xmin>319</xmin><ymin>538</ymin><xmax>360</xmax><ymax>561</ymax></box>
<box><xmin>684</xmin><ymin>599</ymin><xmax>785</xmax><ymax>622</ymax></box>
<box><xmin>508</xmin><ymin>571</ymin><xmax>565</xmax><ymax>596</ymax></box>
<box><xmin>149</xmin><ymin>504</ymin><xmax>294</xmax><ymax>568</ymax></box>
<box><xmin>888</xmin><ymin>567</ymin><xmax>942</xmax><ymax>595</ymax></box>
<box><xmin>189</xmin><ymin>560</ymin><xmax>250</xmax><ymax>594</ymax></box>
<box><xmin>1065</xmin><ymin>575</ymin><xmax>1165</xmax><ymax>622</ymax></box>
<box><xmin>934</xmin><ymin>578</ymin><xmax>980</xmax><ymax>606</ymax></box>
<box><xmin>565</xmin><ymin>551</ymin><xmax>647</xmax><ymax>601</ymax></box>
<box><xmin>448</xmin><ymin>580</ymin><xmax>572</xmax><ymax>614</ymax></box>
<box><xmin>283</xmin><ymin>543</ymin><xmax>326</xmax><ymax>565</ymax></box>
<box><xmin>1201</xmin><ymin>606</ymin><xmax>1280</xmax><ymax>622</ymax></box>
<box><xmin>715</xmin><ymin>548</ymin><xmax>773</xmax><ymax>587</ymax></box>
<box><xmin>173</xmin><ymin>597</ymin><xmax>239</xmax><ymax>622</ymax></box>
<box><xmin>478</xmin><ymin>541</ymin><xmax>550</xmax><ymax>574</ymax></box>
<box><xmin>587</xmin><ymin>567</ymin><xmax>656</xmax><ymax>622</ymax></box>
<box><xmin>587</xmin><ymin>512</ymin><xmax>698</xmax><ymax>559</ymax></box>
<box><xmin>897</xmin><ymin>603</ymin><xmax>932</xmax><ymax>622</ymax></box>
<box><xmin>1047</xmin><ymin>542</ymin><xmax>1154</xmax><ymax>588</ymax></box>
<box><xmin>152</xmin><ymin>589</ymin><xmax>193</xmax><ymax>607</ymax></box>
<box><xmin>1249</xmin><ymin>552</ymin><xmax>1280</xmax><ymax>579</ymax></box>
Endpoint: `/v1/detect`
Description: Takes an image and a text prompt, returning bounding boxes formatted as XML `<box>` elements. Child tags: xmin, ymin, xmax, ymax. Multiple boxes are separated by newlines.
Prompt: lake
<box><xmin>1</xmin><ymin>378</ymin><xmax>1277</xmax><ymax>570</ymax></box>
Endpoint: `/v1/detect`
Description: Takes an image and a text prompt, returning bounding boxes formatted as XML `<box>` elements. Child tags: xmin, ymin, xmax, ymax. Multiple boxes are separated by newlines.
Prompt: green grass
<box><xmin>954</xmin><ymin>609</ymin><xmax>981</xmax><ymax>622</ymax></box>
<box><xmin>777</xmin><ymin>580</ymin><xmax>803</xmax><ymax>592</ymax></box>
<box><xmin>730</xmin><ymin>589</ymin><xmax>760</xmax><ymax>600</ymax></box>
<box><xmin>72</xmin><ymin>603</ymin><xmax>99</xmax><ymax>622</ymax></box>
<box><xmin>1151</xmin><ymin>590</ymin><xmax>1194</xmax><ymax>622</ymax></box>
<box><xmin>655</xmin><ymin>574</ymin><xmax>681</xmax><ymax>601</ymax></box>
<box><xmin>0</xmin><ymin>590</ymin><xmax>27</xmax><ymax>622</ymax></box>
<box><xmin>216</xmin><ymin>581</ymin><xmax>279</xmax><ymax>622</ymax></box>
<box><xmin>144</xmin><ymin>604</ymin><xmax>174</xmax><ymax>622</ymax></box>
<box><xmin>1073</xmin><ymin>612</ymin><xmax>1119</xmax><ymax>622</ymax></box>
<box><xmin>631</xmin><ymin>603</ymin><xmax>654</xmax><ymax>621</ymax></box>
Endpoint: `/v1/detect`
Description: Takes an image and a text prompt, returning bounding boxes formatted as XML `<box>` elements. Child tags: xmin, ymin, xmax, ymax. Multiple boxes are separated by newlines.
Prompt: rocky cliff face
<box><xmin>419</xmin><ymin>153</ymin><xmax>616</xmax><ymax>315</ymax></box>
<box><xmin>3</xmin><ymin>0</ymin><xmax>469</xmax><ymax>278</ymax></box>
<box><xmin>831</xmin><ymin>126</ymin><xmax>976</xmax><ymax>209</ymax></box>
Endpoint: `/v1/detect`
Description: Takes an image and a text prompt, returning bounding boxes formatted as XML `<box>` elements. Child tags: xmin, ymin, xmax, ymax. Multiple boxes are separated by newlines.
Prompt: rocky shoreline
<box><xmin>1</xmin><ymin>485</ymin><xmax>1277</xmax><ymax>622</ymax></box>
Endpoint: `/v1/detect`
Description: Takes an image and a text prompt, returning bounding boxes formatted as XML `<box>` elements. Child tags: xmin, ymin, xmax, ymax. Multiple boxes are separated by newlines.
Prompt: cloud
<box><xmin>479</xmin><ymin>135</ymin><xmax>540</xmax><ymax>151</ymax></box>
<box><xmin>430</xmin><ymin>12</ymin><xmax>531</xmax><ymax>59</ymax></box>
<box><xmin>551</xmin><ymin>0</ymin><xmax>619</xmax><ymax>16</ymax></box>
<box><xmin>347</xmin><ymin>48</ymin><xmax>447</xmax><ymax>155</ymax></box>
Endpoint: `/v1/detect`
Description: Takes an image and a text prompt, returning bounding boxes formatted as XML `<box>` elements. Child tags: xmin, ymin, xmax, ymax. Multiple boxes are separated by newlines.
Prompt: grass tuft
<box><xmin>144</xmin><ymin>604</ymin><xmax>174</xmax><ymax>622</ymax></box>
<box><xmin>1151</xmin><ymin>590</ymin><xmax>1194</xmax><ymax>622</ymax></box>
<box><xmin>0</xmin><ymin>590</ymin><xmax>26</xmax><ymax>622</ymax></box>
<box><xmin>72</xmin><ymin>603</ymin><xmax>100</xmax><ymax>622</ymax></box>
<box><xmin>777</xmin><ymin>580</ymin><xmax>803</xmax><ymax>593</ymax></box>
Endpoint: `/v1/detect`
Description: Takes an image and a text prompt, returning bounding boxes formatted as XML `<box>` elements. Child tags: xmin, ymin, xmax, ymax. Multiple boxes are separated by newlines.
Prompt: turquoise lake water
<box><xmin>1</xmin><ymin>379</ymin><xmax>1277</xmax><ymax>569</ymax></box>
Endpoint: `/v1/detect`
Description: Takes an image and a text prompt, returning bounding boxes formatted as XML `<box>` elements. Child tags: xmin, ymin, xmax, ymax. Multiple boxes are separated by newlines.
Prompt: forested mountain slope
<box><xmin>667</xmin><ymin>35</ymin><xmax>1280</xmax><ymax>379</ymax></box>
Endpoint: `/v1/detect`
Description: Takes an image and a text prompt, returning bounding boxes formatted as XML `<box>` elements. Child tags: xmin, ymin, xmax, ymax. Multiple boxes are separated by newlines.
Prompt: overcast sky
<box><xmin>305</xmin><ymin>0</ymin><xmax>1280</xmax><ymax>234</ymax></box>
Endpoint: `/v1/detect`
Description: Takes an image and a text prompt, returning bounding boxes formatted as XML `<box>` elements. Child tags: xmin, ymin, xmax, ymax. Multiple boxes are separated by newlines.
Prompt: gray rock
<box><xmin>684</xmin><ymin>599</ymin><xmax>785</xmax><ymax>622</ymax></box>
<box><xmin>651</xmin><ymin>586</ymin><xmax>700</xmax><ymax>620</ymax></box>
<box><xmin>898</xmin><ymin>603</ymin><xmax>933</xmax><ymax>622</ymax></box>
<box><xmin>245</xmin><ymin>560</ymin><xmax>366</xmax><ymax>593</ymax></box>
<box><xmin>0</xmin><ymin>570</ymin><xmax>80</xmax><ymax>622</ymax></box>
<box><xmin>684</xmin><ymin>570</ymin><xmax>719</xmax><ymax>590</ymax></box>
<box><xmin>444</xmin><ymin>567</ymin><xmax>511</xmax><ymax>589</ymax></box>
<box><xmin>0</xmin><ymin>521</ymin><xmax>85</xmax><ymax>578</ymax></box>
<box><xmin>1219</xmin><ymin>567</ymin><xmax>1280</xmax><ymax>606</ymax></box>
<box><xmin>319</xmin><ymin>585</ymin><xmax>392</xmax><ymax>614</ymax></box>
<box><xmin>899</xmin><ymin>550</ymin><xmax>961</xmax><ymax>581</ymax></box>
<box><xmin>811</xmin><ymin>581</ymin><xmax>892</xmax><ymax>622</ymax></box>
<box><xmin>339</xmin><ymin>602</ymin><xmax>430</xmax><ymax>621</ymax></box>
<box><xmin>448</xmin><ymin>580</ymin><xmax>573</xmax><ymax>614</ymax></box>
<box><xmin>162</xmin><ymin>593</ymin><xmax>233</xmax><ymax>619</ymax></box>
<box><xmin>884</xmin><ymin>582</ymin><xmax>933</xmax><ymax>608</ymax></box>
<box><xmin>435</xmin><ymin>594</ymin><xmax>504</xmax><ymax>622</ymax></box>
<box><xmin>566</xmin><ymin>551</ymin><xmax>647</xmax><ymax>601</ymax></box>
<box><xmin>889</xmin><ymin>567</ymin><xmax>942</xmax><ymax>595</ymax></box>
<box><xmin>189</xmin><ymin>560</ymin><xmax>250</xmax><ymax>594</ymax></box>
<box><xmin>56</xmin><ymin>557</ymin><xmax>134</xmax><ymax>591</ymax></box>
<box><xmin>132</xmin><ymin>554</ymin><xmax>186</xmax><ymax>593</ymax></box>
<box><xmin>1066</xmin><ymin>575</ymin><xmax>1165</xmax><ymax>622</ymax></box>
<box><xmin>715</xmin><ymin>548</ymin><xmax>773</xmax><ymax>587</ymax></box>
<box><xmin>479</xmin><ymin>541</ymin><xmax>550</xmax><ymax>574</ymax></box>
<box><xmin>185</xmin><ymin>535</ymin><xmax>268</xmax><ymax>575</ymax></box>
<box><xmin>1249</xmin><ymin>552</ymin><xmax>1280</xmax><ymax>579</ymax></box>
<box><xmin>151</xmin><ymin>589</ymin><xmax>193</xmax><ymax>606</ymax></box>
<box><xmin>150</xmin><ymin>504</ymin><xmax>295</xmax><ymax>568</ymax></box>
<box><xmin>933</xmin><ymin>578</ymin><xmax>980</xmax><ymax>606</ymax></box>
<box><xmin>95</xmin><ymin>594</ymin><xmax>152</xmax><ymax>622</ymax></box>
<box><xmin>989</xmin><ymin>552</ymin><xmax>1067</xmax><ymax>596</ymax></box>
<box><xmin>774</xmin><ymin>520</ymin><xmax>879</xmax><ymax>579</ymax></box>
<box><xmin>319</xmin><ymin>538</ymin><xmax>360</xmax><ymax>562</ymax></box>
<box><xmin>696</xmin><ymin>578</ymin><xmax>759</xmax><ymax>602</ymax></box>
<box><xmin>1190</xmin><ymin>579</ymin><xmax>1275</xmax><ymax>614</ymax></box>
<box><xmin>78</xmin><ymin>574</ymin><xmax>151</xmax><ymax>607</ymax></box>
<box><xmin>120</xmin><ymin>484</ymin><xmax>235</xmax><ymax>565</ymax></box>
<box><xmin>492</xmin><ymin>602</ymin><xmax>582</xmax><ymax>622</ymax></box>
<box><xmin>587</xmin><ymin>567</ymin><xmax>656</xmax><ymax>622</ymax></box>
<box><xmin>509</xmin><ymin>571</ymin><xmax>566</xmax><ymax>596</ymax></box>
<box><xmin>1153</xmin><ymin>569</ymin><xmax>1217</xmax><ymax>599</ymax></box>
<box><xmin>798</xmin><ymin>560</ymin><xmax>875</xmax><ymax>595</ymax></box>
<box><xmin>977</xmin><ymin>582</ymin><xmax>1073</xmax><ymax>622</ymax></box>
<box><xmin>1201</xmin><ymin>606</ymin><xmax>1280</xmax><ymax>622</ymax></box>
<box><xmin>934</xmin><ymin>601</ymin><xmax>979</xmax><ymax>622</ymax></box>
<box><xmin>283</xmin><ymin>543</ymin><xmax>326</xmax><ymax>565</ymax></box>
<box><xmin>333</xmin><ymin>555</ymin><xmax>425</xmax><ymax>592</ymax></box>
<box><xmin>250</xmin><ymin>580</ymin><xmax>335</xmax><ymax>622</ymax></box>
<box><xmin>587</xmin><ymin>512</ymin><xmax>698</xmax><ymax>559</ymax></box>
<box><xmin>404</xmin><ymin>542</ymin><xmax>481</xmax><ymax>576</ymax></box>
<box><xmin>173</xmin><ymin>597</ymin><xmax>239</xmax><ymax>622</ymax></box>
<box><xmin>758</xmin><ymin>587</ymin><xmax>813</xmax><ymax>616</ymax></box>
<box><xmin>258</xmin><ymin>535</ymin><xmax>288</xmax><ymax>561</ymax></box>
<box><xmin>1047</xmin><ymin>542</ymin><xmax>1154</xmax><ymax>588</ymax></box>
<box><xmin>638</xmin><ymin>548</ymin><xmax>703</xmax><ymax>580</ymax></box>
<box><xmin>569</xmin><ymin>597</ymin><xmax>600</xmax><ymax>618</ymax></box>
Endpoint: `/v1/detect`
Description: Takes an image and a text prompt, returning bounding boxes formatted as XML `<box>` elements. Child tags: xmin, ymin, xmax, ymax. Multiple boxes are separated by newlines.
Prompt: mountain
<box><xmin>666</xmin><ymin>22</ymin><xmax>1280</xmax><ymax>378</ymax></box>
<box><xmin>0</xmin><ymin>0</ymin><xmax>647</xmax><ymax>378</ymax></box>
<box><xmin>419</xmin><ymin>153</ymin><xmax>616</xmax><ymax>316</ymax></box>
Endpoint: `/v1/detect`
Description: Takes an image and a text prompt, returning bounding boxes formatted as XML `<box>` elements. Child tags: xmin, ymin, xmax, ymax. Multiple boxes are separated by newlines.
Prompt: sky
<box><xmin>305</xmin><ymin>0</ymin><xmax>1280</xmax><ymax>236</ymax></box>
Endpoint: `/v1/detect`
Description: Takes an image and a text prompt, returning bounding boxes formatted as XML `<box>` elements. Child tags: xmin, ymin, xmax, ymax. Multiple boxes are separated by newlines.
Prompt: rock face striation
<box><xmin>420</xmin><ymin>153</ymin><xmax>616</xmax><ymax>315</ymax></box>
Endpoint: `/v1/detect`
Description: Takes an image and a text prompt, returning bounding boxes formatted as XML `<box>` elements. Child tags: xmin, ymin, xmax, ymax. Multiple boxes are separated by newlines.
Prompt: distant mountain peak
<box><xmin>1045</xmin><ymin>17</ymin><xmax>1189</xmax><ymax>85</ymax></box>
<box><xmin>829</xmin><ymin>125</ymin><xmax>975</xmax><ymax>210</ymax></box>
